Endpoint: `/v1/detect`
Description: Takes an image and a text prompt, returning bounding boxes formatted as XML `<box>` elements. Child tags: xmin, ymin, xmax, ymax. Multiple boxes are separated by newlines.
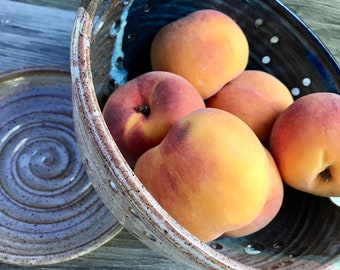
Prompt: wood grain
<box><xmin>0</xmin><ymin>0</ymin><xmax>339</xmax><ymax>269</ymax></box>
<box><xmin>283</xmin><ymin>0</ymin><xmax>340</xmax><ymax>61</ymax></box>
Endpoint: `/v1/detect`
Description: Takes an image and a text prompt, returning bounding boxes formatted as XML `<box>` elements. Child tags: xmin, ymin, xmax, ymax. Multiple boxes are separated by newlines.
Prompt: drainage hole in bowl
<box><xmin>143</xmin><ymin>2</ymin><xmax>152</xmax><ymax>13</ymax></box>
<box><xmin>272</xmin><ymin>241</ymin><xmax>284</xmax><ymax>249</ymax></box>
<box><xmin>109</xmin><ymin>180</ymin><xmax>119</xmax><ymax>193</ymax></box>
<box><xmin>244</xmin><ymin>243</ymin><xmax>265</xmax><ymax>255</ymax></box>
<box><xmin>109</xmin><ymin>19</ymin><xmax>121</xmax><ymax>38</ymax></box>
<box><xmin>270</xmin><ymin>36</ymin><xmax>279</xmax><ymax>44</ymax></box>
<box><xmin>291</xmin><ymin>87</ymin><xmax>301</xmax><ymax>96</ymax></box>
<box><xmin>261</xmin><ymin>56</ymin><xmax>271</xmax><ymax>64</ymax></box>
<box><xmin>144</xmin><ymin>231</ymin><xmax>157</xmax><ymax>242</ymax></box>
<box><xmin>108</xmin><ymin>78</ymin><xmax>119</xmax><ymax>92</ymax></box>
<box><xmin>289</xmin><ymin>246</ymin><xmax>309</xmax><ymax>259</ymax></box>
<box><xmin>254</xmin><ymin>18</ymin><xmax>264</xmax><ymax>27</ymax></box>
<box><xmin>115</xmin><ymin>56</ymin><xmax>124</xmax><ymax>69</ymax></box>
<box><xmin>302</xmin><ymin>77</ymin><xmax>311</xmax><ymax>86</ymax></box>
<box><xmin>127</xmin><ymin>32</ymin><xmax>136</xmax><ymax>41</ymax></box>
<box><xmin>129</xmin><ymin>207</ymin><xmax>140</xmax><ymax>218</ymax></box>
<box><xmin>210</xmin><ymin>241</ymin><xmax>224</xmax><ymax>250</ymax></box>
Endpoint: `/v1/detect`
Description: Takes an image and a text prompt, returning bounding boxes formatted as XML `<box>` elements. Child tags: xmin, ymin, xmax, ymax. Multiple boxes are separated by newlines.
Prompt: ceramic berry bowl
<box><xmin>71</xmin><ymin>0</ymin><xmax>340</xmax><ymax>269</ymax></box>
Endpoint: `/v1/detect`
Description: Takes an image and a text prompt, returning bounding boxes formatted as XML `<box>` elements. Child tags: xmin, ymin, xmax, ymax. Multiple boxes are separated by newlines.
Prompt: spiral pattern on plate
<box><xmin>0</xmin><ymin>69</ymin><xmax>121</xmax><ymax>265</ymax></box>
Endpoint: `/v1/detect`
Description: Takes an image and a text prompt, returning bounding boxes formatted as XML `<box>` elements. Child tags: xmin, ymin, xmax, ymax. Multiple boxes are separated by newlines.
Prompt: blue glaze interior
<box><xmin>106</xmin><ymin>0</ymin><xmax>340</xmax><ymax>267</ymax></box>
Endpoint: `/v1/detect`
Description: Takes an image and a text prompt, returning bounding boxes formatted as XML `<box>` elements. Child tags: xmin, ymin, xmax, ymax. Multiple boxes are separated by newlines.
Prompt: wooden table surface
<box><xmin>0</xmin><ymin>0</ymin><xmax>339</xmax><ymax>269</ymax></box>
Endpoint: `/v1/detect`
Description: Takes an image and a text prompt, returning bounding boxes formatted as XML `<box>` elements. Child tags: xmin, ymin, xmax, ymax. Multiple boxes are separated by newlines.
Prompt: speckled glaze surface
<box><xmin>71</xmin><ymin>0</ymin><xmax>340</xmax><ymax>269</ymax></box>
<box><xmin>0</xmin><ymin>67</ymin><xmax>122</xmax><ymax>265</ymax></box>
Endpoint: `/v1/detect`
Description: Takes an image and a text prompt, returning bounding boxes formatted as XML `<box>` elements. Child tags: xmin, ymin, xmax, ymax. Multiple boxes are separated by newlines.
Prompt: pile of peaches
<box><xmin>103</xmin><ymin>9</ymin><xmax>340</xmax><ymax>243</ymax></box>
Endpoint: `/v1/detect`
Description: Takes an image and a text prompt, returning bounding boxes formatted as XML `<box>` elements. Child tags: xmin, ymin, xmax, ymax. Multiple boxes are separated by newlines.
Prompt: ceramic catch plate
<box><xmin>0</xmin><ymin>67</ymin><xmax>122</xmax><ymax>266</ymax></box>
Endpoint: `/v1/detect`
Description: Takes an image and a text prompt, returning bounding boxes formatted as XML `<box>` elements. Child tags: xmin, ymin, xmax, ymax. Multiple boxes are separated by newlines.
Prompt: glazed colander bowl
<box><xmin>70</xmin><ymin>0</ymin><xmax>340</xmax><ymax>269</ymax></box>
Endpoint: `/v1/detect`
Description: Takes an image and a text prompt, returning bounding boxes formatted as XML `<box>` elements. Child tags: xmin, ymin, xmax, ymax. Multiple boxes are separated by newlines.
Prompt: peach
<box><xmin>134</xmin><ymin>108</ymin><xmax>271</xmax><ymax>242</ymax></box>
<box><xmin>150</xmin><ymin>9</ymin><xmax>249</xmax><ymax>99</ymax></box>
<box><xmin>103</xmin><ymin>71</ymin><xmax>205</xmax><ymax>167</ymax></box>
<box><xmin>206</xmin><ymin>70</ymin><xmax>294</xmax><ymax>145</ymax></box>
<box><xmin>222</xmin><ymin>149</ymin><xmax>284</xmax><ymax>238</ymax></box>
<box><xmin>269</xmin><ymin>92</ymin><xmax>340</xmax><ymax>197</ymax></box>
